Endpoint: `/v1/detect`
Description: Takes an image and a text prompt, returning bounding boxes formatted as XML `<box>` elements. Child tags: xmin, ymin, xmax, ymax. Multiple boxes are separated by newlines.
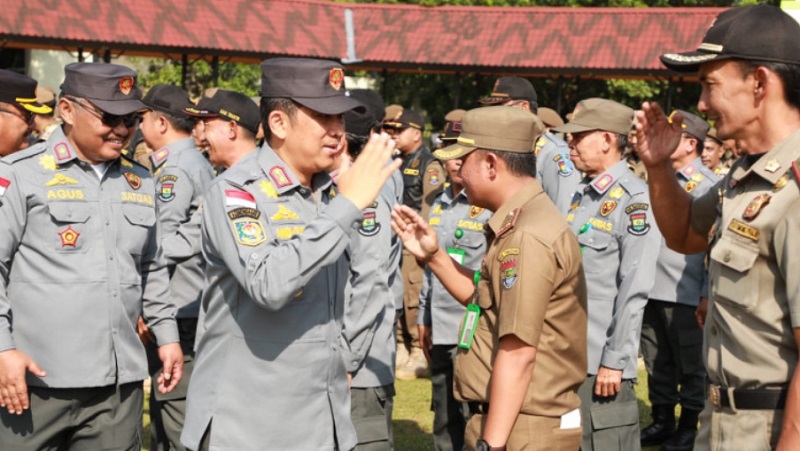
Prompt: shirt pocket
<box><xmin>121</xmin><ymin>204</ymin><xmax>156</xmax><ymax>256</ymax></box>
<box><xmin>709</xmin><ymin>234</ymin><xmax>759</xmax><ymax>311</ymax></box>
<box><xmin>48</xmin><ymin>202</ymin><xmax>91</xmax><ymax>253</ymax></box>
<box><xmin>577</xmin><ymin>228</ymin><xmax>612</xmax><ymax>273</ymax></box>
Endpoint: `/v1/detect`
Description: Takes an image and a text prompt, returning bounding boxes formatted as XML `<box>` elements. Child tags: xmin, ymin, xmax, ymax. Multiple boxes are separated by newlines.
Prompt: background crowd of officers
<box><xmin>0</xmin><ymin>4</ymin><xmax>798</xmax><ymax>451</ymax></box>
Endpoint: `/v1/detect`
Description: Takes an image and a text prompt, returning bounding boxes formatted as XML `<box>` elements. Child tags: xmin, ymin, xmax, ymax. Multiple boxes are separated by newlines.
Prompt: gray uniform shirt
<box><xmin>342</xmin><ymin>169</ymin><xmax>403</xmax><ymax>388</ymax></box>
<box><xmin>536</xmin><ymin>132</ymin><xmax>582</xmax><ymax>215</ymax></box>
<box><xmin>182</xmin><ymin>144</ymin><xmax>360</xmax><ymax>451</ymax></box>
<box><xmin>0</xmin><ymin>127</ymin><xmax>178</xmax><ymax>388</ymax></box>
<box><xmin>650</xmin><ymin>158</ymin><xmax>718</xmax><ymax>306</ymax></box>
<box><xmin>418</xmin><ymin>187</ymin><xmax>491</xmax><ymax>345</ymax></box>
<box><xmin>151</xmin><ymin>138</ymin><xmax>215</xmax><ymax>318</ymax></box>
<box><xmin>566</xmin><ymin>159</ymin><xmax>661</xmax><ymax>379</ymax></box>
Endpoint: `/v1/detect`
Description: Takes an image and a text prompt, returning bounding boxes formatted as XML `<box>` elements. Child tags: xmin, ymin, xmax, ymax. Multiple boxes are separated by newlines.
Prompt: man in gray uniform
<box><xmin>0</xmin><ymin>62</ymin><xmax>182</xmax><ymax>449</ymax></box>
<box><xmin>552</xmin><ymin>98</ymin><xmax>661</xmax><ymax>451</ymax></box>
<box><xmin>419</xmin><ymin>123</ymin><xmax>491</xmax><ymax>450</ymax></box>
<box><xmin>181</xmin><ymin>58</ymin><xmax>401</xmax><ymax>451</ymax></box>
<box><xmin>139</xmin><ymin>83</ymin><xmax>215</xmax><ymax>451</ymax></box>
<box><xmin>186</xmin><ymin>89</ymin><xmax>261</xmax><ymax>171</ymax></box>
<box><xmin>639</xmin><ymin>110</ymin><xmax>718</xmax><ymax>451</ymax></box>
<box><xmin>0</xmin><ymin>69</ymin><xmax>52</xmax><ymax>157</ymax></box>
<box><xmin>335</xmin><ymin>88</ymin><xmax>403</xmax><ymax>451</ymax></box>
<box><xmin>480</xmin><ymin>76</ymin><xmax>580</xmax><ymax>214</ymax></box>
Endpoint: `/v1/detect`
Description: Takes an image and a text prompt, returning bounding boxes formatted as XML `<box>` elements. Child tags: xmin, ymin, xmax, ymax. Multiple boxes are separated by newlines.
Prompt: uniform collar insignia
<box><xmin>269</xmin><ymin>166</ymin><xmax>292</xmax><ymax>188</ymax></box>
<box><xmin>151</xmin><ymin>147</ymin><xmax>170</xmax><ymax>167</ymax></box>
<box><xmin>496</xmin><ymin>208</ymin><xmax>520</xmax><ymax>238</ymax></box>
<box><xmin>53</xmin><ymin>142</ymin><xmax>76</xmax><ymax>164</ymax></box>
<box><xmin>679</xmin><ymin>162</ymin><xmax>697</xmax><ymax>179</ymax></box>
<box><xmin>591</xmin><ymin>173</ymin><xmax>615</xmax><ymax>194</ymax></box>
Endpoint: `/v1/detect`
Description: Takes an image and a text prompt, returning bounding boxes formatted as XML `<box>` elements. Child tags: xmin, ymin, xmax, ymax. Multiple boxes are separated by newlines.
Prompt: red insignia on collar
<box><xmin>269</xmin><ymin>166</ymin><xmax>292</xmax><ymax>188</ymax></box>
<box><xmin>54</xmin><ymin>142</ymin><xmax>73</xmax><ymax>162</ymax></box>
<box><xmin>329</xmin><ymin>68</ymin><xmax>344</xmax><ymax>91</ymax></box>
<box><xmin>119</xmin><ymin>77</ymin><xmax>134</xmax><ymax>95</ymax></box>
<box><xmin>124</xmin><ymin>172</ymin><xmax>141</xmax><ymax>190</ymax></box>
<box><xmin>496</xmin><ymin>208</ymin><xmax>520</xmax><ymax>238</ymax></box>
<box><xmin>152</xmin><ymin>148</ymin><xmax>170</xmax><ymax>165</ymax></box>
<box><xmin>58</xmin><ymin>226</ymin><xmax>80</xmax><ymax>247</ymax></box>
<box><xmin>592</xmin><ymin>174</ymin><xmax>614</xmax><ymax>192</ymax></box>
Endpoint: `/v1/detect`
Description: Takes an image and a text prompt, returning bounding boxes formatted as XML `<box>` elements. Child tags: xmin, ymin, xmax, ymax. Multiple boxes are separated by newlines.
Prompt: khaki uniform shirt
<box><xmin>535</xmin><ymin>132</ymin><xmax>582</xmax><ymax>215</ymax></box>
<box><xmin>650</xmin><ymin>158</ymin><xmax>718</xmax><ymax>306</ymax></box>
<box><xmin>0</xmin><ymin>128</ymin><xmax>179</xmax><ymax>388</ymax></box>
<box><xmin>690</xmin><ymin>130</ymin><xmax>800</xmax><ymax>389</ymax></box>
<box><xmin>454</xmin><ymin>182</ymin><xmax>588</xmax><ymax>417</ymax></box>
<box><xmin>419</xmin><ymin>186</ymin><xmax>491</xmax><ymax>345</ymax></box>
<box><xmin>151</xmin><ymin>138</ymin><xmax>215</xmax><ymax>318</ymax></box>
<box><xmin>566</xmin><ymin>160</ymin><xmax>661</xmax><ymax>379</ymax></box>
<box><xmin>182</xmin><ymin>144</ymin><xmax>359</xmax><ymax>451</ymax></box>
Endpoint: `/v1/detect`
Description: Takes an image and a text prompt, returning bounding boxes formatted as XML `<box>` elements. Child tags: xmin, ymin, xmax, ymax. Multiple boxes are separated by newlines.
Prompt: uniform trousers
<box><xmin>640</xmin><ymin>300</ymin><xmax>705</xmax><ymax>411</ymax></box>
<box><xmin>430</xmin><ymin>344</ymin><xmax>468</xmax><ymax>451</ymax></box>
<box><xmin>465</xmin><ymin>411</ymin><xmax>581</xmax><ymax>451</ymax></box>
<box><xmin>578</xmin><ymin>375</ymin><xmax>640</xmax><ymax>451</ymax></box>
<box><xmin>0</xmin><ymin>382</ymin><xmax>143</xmax><ymax>451</ymax></box>
<box><xmin>398</xmin><ymin>249</ymin><xmax>423</xmax><ymax>350</ymax></box>
<box><xmin>351</xmin><ymin>384</ymin><xmax>395</xmax><ymax>451</ymax></box>
<box><xmin>694</xmin><ymin>398</ymin><xmax>783</xmax><ymax>451</ymax></box>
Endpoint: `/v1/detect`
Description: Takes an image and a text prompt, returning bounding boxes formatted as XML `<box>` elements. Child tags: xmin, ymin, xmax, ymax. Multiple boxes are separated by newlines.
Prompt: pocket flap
<box><xmin>710</xmin><ymin>235</ymin><xmax>757</xmax><ymax>273</ymax></box>
<box><xmin>578</xmin><ymin>227</ymin><xmax>611</xmax><ymax>251</ymax></box>
<box><xmin>590</xmin><ymin>400</ymin><xmax>639</xmax><ymax>430</ymax></box>
<box><xmin>123</xmin><ymin>204</ymin><xmax>156</xmax><ymax>227</ymax></box>
<box><xmin>48</xmin><ymin>202</ymin><xmax>90</xmax><ymax>223</ymax></box>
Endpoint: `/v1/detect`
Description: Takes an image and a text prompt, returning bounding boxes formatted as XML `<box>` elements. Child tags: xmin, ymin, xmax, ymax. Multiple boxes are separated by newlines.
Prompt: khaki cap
<box><xmin>537</xmin><ymin>107</ymin><xmax>564</xmax><ymax>127</ymax></box>
<box><xmin>552</xmin><ymin>98</ymin><xmax>633</xmax><ymax>136</ymax></box>
<box><xmin>434</xmin><ymin>106</ymin><xmax>543</xmax><ymax>160</ymax></box>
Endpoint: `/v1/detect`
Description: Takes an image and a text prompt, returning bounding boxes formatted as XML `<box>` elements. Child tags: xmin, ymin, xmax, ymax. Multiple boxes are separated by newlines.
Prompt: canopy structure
<box><xmin>1</xmin><ymin>0</ymin><xmax>724</xmax><ymax>80</ymax></box>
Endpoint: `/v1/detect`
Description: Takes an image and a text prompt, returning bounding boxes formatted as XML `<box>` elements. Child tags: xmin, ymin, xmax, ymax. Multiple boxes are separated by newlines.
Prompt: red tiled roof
<box><xmin>1</xmin><ymin>0</ymin><xmax>726</xmax><ymax>77</ymax></box>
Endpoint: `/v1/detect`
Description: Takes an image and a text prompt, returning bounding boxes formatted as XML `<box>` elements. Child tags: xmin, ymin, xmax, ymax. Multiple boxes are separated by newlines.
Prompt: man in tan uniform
<box><xmin>392</xmin><ymin>106</ymin><xmax>587</xmax><ymax>451</ymax></box>
<box><xmin>637</xmin><ymin>5</ymin><xmax>800</xmax><ymax>450</ymax></box>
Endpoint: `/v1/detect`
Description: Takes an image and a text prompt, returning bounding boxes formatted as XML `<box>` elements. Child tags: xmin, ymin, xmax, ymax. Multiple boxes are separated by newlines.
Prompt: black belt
<box><xmin>468</xmin><ymin>402</ymin><xmax>490</xmax><ymax>415</ymax></box>
<box><xmin>709</xmin><ymin>385</ymin><xmax>787</xmax><ymax>410</ymax></box>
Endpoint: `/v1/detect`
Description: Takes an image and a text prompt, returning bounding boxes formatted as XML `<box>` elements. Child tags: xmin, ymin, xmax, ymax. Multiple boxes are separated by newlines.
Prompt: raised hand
<box><xmin>391</xmin><ymin>205</ymin><xmax>440</xmax><ymax>263</ymax></box>
<box><xmin>337</xmin><ymin>133</ymin><xmax>401</xmax><ymax>210</ymax></box>
<box><xmin>635</xmin><ymin>102</ymin><xmax>684</xmax><ymax>168</ymax></box>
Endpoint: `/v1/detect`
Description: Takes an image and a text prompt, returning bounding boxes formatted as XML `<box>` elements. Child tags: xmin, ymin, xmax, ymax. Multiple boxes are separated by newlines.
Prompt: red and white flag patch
<box><xmin>0</xmin><ymin>177</ymin><xmax>10</xmax><ymax>198</ymax></box>
<box><xmin>225</xmin><ymin>189</ymin><xmax>257</xmax><ymax>209</ymax></box>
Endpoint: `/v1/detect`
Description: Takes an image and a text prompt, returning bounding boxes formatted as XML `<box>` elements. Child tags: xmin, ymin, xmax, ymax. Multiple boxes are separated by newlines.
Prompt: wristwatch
<box><xmin>476</xmin><ymin>438</ymin><xmax>506</xmax><ymax>451</ymax></box>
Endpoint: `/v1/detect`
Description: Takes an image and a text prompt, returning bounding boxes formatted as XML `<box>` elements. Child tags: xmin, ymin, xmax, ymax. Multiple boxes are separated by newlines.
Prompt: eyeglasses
<box><xmin>66</xmin><ymin>97</ymin><xmax>141</xmax><ymax>128</ymax></box>
<box><xmin>0</xmin><ymin>107</ymin><xmax>34</xmax><ymax>127</ymax></box>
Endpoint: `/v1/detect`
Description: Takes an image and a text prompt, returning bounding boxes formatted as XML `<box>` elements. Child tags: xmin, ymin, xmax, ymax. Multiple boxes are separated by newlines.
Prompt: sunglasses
<box><xmin>0</xmin><ymin>107</ymin><xmax>35</xmax><ymax>127</ymax></box>
<box><xmin>67</xmin><ymin>97</ymin><xmax>141</xmax><ymax>128</ymax></box>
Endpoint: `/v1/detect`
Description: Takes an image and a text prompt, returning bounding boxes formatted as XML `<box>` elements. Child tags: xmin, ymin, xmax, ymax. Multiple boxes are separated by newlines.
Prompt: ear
<box><xmin>59</xmin><ymin>98</ymin><xmax>76</xmax><ymax>126</ymax></box>
<box><xmin>412</xmin><ymin>128</ymin><xmax>422</xmax><ymax>142</ymax></box>
<box><xmin>602</xmin><ymin>131</ymin><xmax>613</xmax><ymax>152</ymax></box>
<box><xmin>484</xmin><ymin>151</ymin><xmax>499</xmax><ymax>179</ymax></box>
<box><xmin>753</xmin><ymin>66</ymin><xmax>770</xmax><ymax>99</ymax></box>
<box><xmin>686</xmin><ymin>137</ymin><xmax>698</xmax><ymax>155</ymax></box>
<box><xmin>157</xmin><ymin>114</ymin><xmax>169</xmax><ymax>134</ymax></box>
<box><xmin>268</xmin><ymin>110</ymin><xmax>289</xmax><ymax>141</ymax></box>
<box><xmin>228</xmin><ymin>120</ymin><xmax>238</xmax><ymax>140</ymax></box>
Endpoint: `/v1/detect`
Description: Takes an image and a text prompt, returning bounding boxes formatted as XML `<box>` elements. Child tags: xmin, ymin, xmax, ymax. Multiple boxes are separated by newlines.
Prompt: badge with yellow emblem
<box><xmin>600</xmin><ymin>200</ymin><xmax>616</xmax><ymax>217</ymax></box>
<box><xmin>742</xmin><ymin>194</ymin><xmax>771</xmax><ymax>221</ymax></box>
<box><xmin>124</xmin><ymin>172</ymin><xmax>141</xmax><ymax>190</ymax></box>
<box><xmin>58</xmin><ymin>226</ymin><xmax>80</xmax><ymax>248</ymax></box>
<box><xmin>358</xmin><ymin>211</ymin><xmax>381</xmax><ymax>236</ymax></box>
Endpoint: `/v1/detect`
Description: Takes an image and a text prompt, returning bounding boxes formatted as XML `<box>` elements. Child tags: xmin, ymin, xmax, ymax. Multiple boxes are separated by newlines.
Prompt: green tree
<box><xmin>129</xmin><ymin>57</ymin><xmax>261</xmax><ymax>99</ymax></box>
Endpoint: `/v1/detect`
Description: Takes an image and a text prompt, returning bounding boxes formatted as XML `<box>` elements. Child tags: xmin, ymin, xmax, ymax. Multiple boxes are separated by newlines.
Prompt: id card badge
<box><xmin>447</xmin><ymin>247</ymin><xmax>466</xmax><ymax>265</ymax></box>
<box><xmin>457</xmin><ymin>303</ymin><xmax>480</xmax><ymax>349</ymax></box>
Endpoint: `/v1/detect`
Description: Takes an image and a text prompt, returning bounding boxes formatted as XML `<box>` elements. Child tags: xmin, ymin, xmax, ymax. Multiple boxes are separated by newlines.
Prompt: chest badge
<box><xmin>608</xmin><ymin>187</ymin><xmax>624</xmax><ymax>199</ymax></box>
<box><xmin>742</xmin><ymin>193</ymin><xmax>771</xmax><ymax>222</ymax></box>
<box><xmin>469</xmin><ymin>206</ymin><xmax>484</xmax><ymax>218</ymax></box>
<box><xmin>685</xmin><ymin>181</ymin><xmax>697</xmax><ymax>193</ymax></box>
<box><xmin>600</xmin><ymin>200</ymin><xmax>616</xmax><ymax>217</ymax></box>
<box><xmin>58</xmin><ymin>226</ymin><xmax>80</xmax><ymax>247</ymax></box>
<box><xmin>358</xmin><ymin>211</ymin><xmax>381</xmax><ymax>236</ymax></box>
<box><xmin>124</xmin><ymin>172</ymin><xmax>141</xmax><ymax>190</ymax></box>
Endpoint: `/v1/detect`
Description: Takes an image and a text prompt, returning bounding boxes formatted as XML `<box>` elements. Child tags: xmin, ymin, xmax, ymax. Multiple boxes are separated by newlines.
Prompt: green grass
<box><xmin>142</xmin><ymin>368</ymin><xmax>667</xmax><ymax>450</ymax></box>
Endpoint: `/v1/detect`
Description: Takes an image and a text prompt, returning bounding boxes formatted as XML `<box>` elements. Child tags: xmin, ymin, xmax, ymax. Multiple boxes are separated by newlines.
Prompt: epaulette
<box><xmin>496</xmin><ymin>208</ymin><xmax>520</xmax><ymax>238</ymax></box>
<box><xmin>1</xmin><ymin>142</ymin><xmax>47</xmax><ymax>165</ymax></box>
<box><xmin>618</xmin><ymin>175</ymin><xmax>647</xmax><ymax>196</ymax></box>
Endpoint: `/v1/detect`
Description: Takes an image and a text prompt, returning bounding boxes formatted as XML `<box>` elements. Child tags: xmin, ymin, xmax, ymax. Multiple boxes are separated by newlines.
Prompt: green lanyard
<box><xmin>457</xmin><ymin>271</ymin><xmax>482</xmax><ymax>349</ymax></box>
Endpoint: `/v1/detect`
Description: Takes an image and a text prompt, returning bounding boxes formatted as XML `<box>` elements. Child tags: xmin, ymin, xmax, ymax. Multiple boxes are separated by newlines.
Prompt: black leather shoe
<box><xmin>660</xmin><ymin>428</ymin><xmax>697</xmax><ymax>451</ymax></box>
<box><xmin>641</xmin><ymin>405</ymin><xmax>676</xmax><ymax>447</ymax></box>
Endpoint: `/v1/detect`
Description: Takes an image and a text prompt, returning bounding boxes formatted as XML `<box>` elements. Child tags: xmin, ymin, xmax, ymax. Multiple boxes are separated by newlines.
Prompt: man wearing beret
<box><xmin>393</xmin><ymin>106</ymin><xmax>587</xmax><ymax>451</ymax></box>
<box><xmin>138</xmin><ymin>83</ymin><xmax>215</xmax><ymax>451</ymax></box>
<box><xmin>639</xmin><ymin>110</ymin><xmax>718</xmax><ymax>450</ymax></box>
<box><xmin>0</xmin><ymin>62</ymin><xmax>183</xmax><ymax>449</ymax></box>
<box><xmin>637</xmin><ymin>5</ymin><xmax>800</xmax><ymax>450</ymax></box>
<box><xmin>0</xmin><ymin>69</ymin><xmax>52</xmax><ymax>157</ymax></box>
<box><xmin>383</xmin><ymin>107</ymin><xmax>445</xmax><ymax>380</ymax></box>
<box><xmin>480</xmin><ymin>76</ymin><xmax>580</xmax><ymax>215</ymax></box>
<box><xmin>182</xmin><ymin>58</ymin><xmax>400</xmax><ymax>451</ymax></box>
<box><xmin>552</xmin><ymin>98</ymin><xmax>661</xmax><ymax>451</ymax></box>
